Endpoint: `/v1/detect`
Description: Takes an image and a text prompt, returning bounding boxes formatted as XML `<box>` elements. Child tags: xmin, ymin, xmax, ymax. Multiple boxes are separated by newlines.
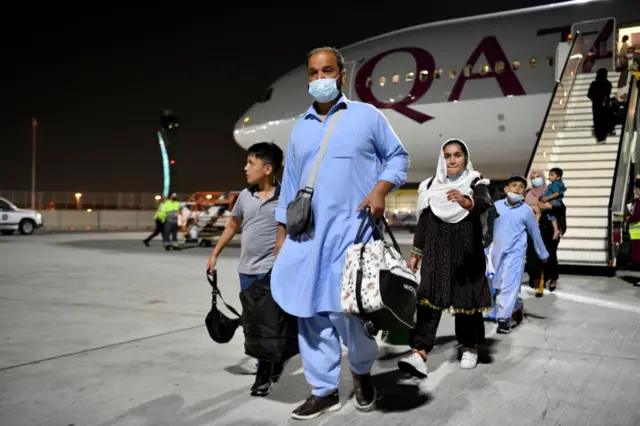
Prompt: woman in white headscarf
<box><xmin>398</xmin><ymin>139</ymin><xmax>493</xmax><ymax>377</ymax></box>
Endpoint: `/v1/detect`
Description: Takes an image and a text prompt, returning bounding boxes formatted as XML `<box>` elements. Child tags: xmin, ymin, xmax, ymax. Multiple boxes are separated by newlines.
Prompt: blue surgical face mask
<box><xmin>447</xmin><ymin>168</ymin><xmax>468</xmax><ymax>182</ymax></box>
<box><xmin>308</xmin><ymin>77</ymin><xmax>340</xmax><ymax>103</ymax></box>
<box><xmin>532</xmin><ymin>177</ymin><xmax>544</xmax><ymax>188</ymax></box>
<box><xmin>507</xmin><ymin>192</ymin><xmax>524</xmax><ymax>203</ymax></box>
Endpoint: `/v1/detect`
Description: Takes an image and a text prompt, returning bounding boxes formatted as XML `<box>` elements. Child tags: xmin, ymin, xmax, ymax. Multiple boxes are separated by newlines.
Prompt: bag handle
<box><xmin>303</xmin><ymin>108</ymin><xmax>345</xmax><ymax>192</ymax></box>
<box><xmin>206</xmin><ymin>270</ymin><xmax>242</xmax><ymax>319</ymax></box>
<box><xmin>354</xmin><ymin>207</ymin><xmax>403</xmax><ymax>254</ymax></box>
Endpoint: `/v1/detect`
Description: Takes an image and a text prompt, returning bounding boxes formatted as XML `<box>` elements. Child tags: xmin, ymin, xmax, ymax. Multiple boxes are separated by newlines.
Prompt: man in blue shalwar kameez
<box><xmin>272</xmin><ymin>46</ymin><xmax>409</xmax><ymax>420</ymax></box>
<box><xmin>491</xmin><ymin>175</ymin><xmax>549</xmax><ymax>334</ymax></box>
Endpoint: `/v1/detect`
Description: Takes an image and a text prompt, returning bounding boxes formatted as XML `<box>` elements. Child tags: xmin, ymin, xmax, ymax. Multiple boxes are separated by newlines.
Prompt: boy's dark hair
<box><xmin>507</xmin><ymin>175</ymin><xmax>527</xmax><ymax>187</ymax></box>
<box><xmin>247</xmin><ymin>142</ymin><xmax>284</xmax><ymax>174</ymax></box>
<box><xmin>549</xmin><ymin>167</ymin><xmax>563</xmax><ymax>178</ymax></box>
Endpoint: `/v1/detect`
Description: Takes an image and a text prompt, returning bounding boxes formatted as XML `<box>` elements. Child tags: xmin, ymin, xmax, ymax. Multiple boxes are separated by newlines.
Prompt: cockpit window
<box><xmin>259</xmin><ymin>87</ymin><xmax>273</xmax><ymax>103</ymax></box>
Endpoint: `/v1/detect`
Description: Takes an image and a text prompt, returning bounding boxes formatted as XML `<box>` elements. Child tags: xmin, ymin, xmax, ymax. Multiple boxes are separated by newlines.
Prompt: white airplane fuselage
<box><xmin>233</xmin><ymin>0</ymin><xmax>637</xmax><ymax>183</ymax></box>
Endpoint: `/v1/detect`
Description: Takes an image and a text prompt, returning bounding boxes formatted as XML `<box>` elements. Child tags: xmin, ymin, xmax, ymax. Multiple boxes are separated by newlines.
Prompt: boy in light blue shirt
<box><xmin>492</xmin><ymin>175</ymin><xmax>549</xmax><ymax>334</ymax></box>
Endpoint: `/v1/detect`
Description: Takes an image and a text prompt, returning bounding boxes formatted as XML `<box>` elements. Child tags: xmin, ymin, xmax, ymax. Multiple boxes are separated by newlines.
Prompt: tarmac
<box><xmin>1</xmin><ymin>231</ymin><xmax>639</xmax><ymax>426</ymax></box>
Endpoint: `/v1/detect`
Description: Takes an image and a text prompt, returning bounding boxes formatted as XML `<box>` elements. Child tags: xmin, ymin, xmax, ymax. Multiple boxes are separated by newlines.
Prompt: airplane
<box><xmin>232</xmin><ymin>0</ymin><xmax>639</xmax><ymax>184</ymax></box>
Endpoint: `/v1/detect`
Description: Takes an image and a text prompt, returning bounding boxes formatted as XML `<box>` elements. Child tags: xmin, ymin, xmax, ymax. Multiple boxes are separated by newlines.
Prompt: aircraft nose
<box><xmin>233</xmin><ymin>106</ymin><xmax>256</xmax><ymax>150</ymax></box>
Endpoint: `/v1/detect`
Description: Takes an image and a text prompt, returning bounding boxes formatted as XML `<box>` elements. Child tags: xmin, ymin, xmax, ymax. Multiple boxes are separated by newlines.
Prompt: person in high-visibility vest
<box><xmin>626</xmin><ymin>179</ymin><xmax>640</xmax><ymax>282</ymax></box>
<box><xmin>162</xmin><ymin>193</ymin><xmax>181</xmax><ymax>250</ymax></box>
<box><xmin>143</xmin><ymin>197</ymin><xmax>167</xmax><ymax>246</ymax></box>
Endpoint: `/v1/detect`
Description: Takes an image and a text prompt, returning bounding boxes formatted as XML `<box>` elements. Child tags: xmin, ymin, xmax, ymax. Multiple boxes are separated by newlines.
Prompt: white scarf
<box><xmin>416</xmin><ymin>139</ymin><xmax>490</xmax><ymax>224</ymax></box>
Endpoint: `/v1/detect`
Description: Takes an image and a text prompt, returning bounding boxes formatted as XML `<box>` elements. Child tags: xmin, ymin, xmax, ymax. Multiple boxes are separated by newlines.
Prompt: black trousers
<box><xmin>164</xmin><ymin>222</ymin><xmax>178</xmax><ymax>244</ymax></box>
<box><xmin>144</xmin><ymin>219</ymin><xmax>165</xmax><ymax>243</ymax></box>
<box><xmin>409</xmin><ymin>305</ymin><xmax>485</xmax><ymax>353</ymax></box>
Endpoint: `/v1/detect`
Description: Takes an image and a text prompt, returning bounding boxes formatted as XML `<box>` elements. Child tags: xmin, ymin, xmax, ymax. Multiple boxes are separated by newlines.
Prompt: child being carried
<box><xmin>530</xmin><ymin>167</ymin><xmax>566</xmax><ymax>240</ymax></box>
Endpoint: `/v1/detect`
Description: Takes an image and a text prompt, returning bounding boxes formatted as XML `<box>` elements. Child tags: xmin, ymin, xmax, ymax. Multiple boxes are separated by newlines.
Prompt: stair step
<box><xmin>557</xmin><ymin>249</ymin><xmax>607</xmax><ymax>263</ymax></box>
<box><xmin>560</xmin><ymin>169</ymin><xmax>615</xmax><ymax>178</ymax></box>
<box><xmin>565</xmin><ymin>206</ymin><xmax>609</xmax><ymax>216</ymax></box>
<box><xmin>559</xmin><ymin>237</ymin><xmax>606</xmax><ymax>250</ymax></box>
<box><xmin>549</xmin><ymin>107</ymin><xmax>592</xmax><ymax>115</ymax></box>
<box><xmin>544</xmin><ymin>130</ymin><xmax>607</xmax><ymax>138</ymax></box>
<box><xmin>549</xmin><ymin>144</ymin><xmax>618</xmax><ymax>153</ymax></box>
<box><xmin>562</xmin><ymin>216</ymin><xmax>609</xmax><ymax>226</ymax></box>
<box><xmin>563</xmin><ymin>196</ymin><xmax>609</xmax><ymax>207</ymax></box>
<box><xmin>548</xmin><ymin>152</ymin><xmax>617</xmax><ymax>162</ymax></box>
<box><xmin>539</xmin><ymin>136</ymin><xmax>619</xmax><ymax>145</ymax></box>
<box><xmin>561</xmin><ymin>178</ymin><xmax>613</xmax><ymax>188</ymax></box>
<box><xmin>531</xmin><ymin>160</ymin><xmax>615</xmax><ymax>170</ymax></box>
<box><xmin>564</xmin><ymin>187</ymin><xmax>612</xmax><ymax>196</ymax></box>
<box><xmin>547</xmin><ymin>112</ymin><xmax>594</xmax><ymax>120</ymax></box>
<box><xmin>545</xmin><ymin>121</ymin><xmax>595</xmax><ymax>129</ymax></box>
<box><xmin>574</xmin><ymin>73</ymin><xmax>619</xmax><ymax>81</ymax></box>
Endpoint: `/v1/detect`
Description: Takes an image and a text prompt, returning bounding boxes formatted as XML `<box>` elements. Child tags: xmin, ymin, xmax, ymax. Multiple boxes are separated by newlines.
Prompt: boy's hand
<box><xmin>541</xmin><ymin>257</ymin><xmax>548</xmax><ymax>263</ymax></box>
<box><xmin>274</xmin><ymin>224</ymin><xmax>286</xmax><ymax>257</ymax></box>
<box><xmin>207</xmin><ymin>254</ymin><xmax>217</xmax><ymax>272</ymax></box>
<box><xmin>274</xmin><ymin>241</ymin><xmax>283</xmax><ymax>257</ymax></box>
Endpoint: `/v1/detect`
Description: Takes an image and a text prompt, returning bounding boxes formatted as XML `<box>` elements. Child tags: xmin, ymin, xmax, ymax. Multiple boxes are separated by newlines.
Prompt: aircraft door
<box><xmin>571</xmin><ymin>18</ymin><xmax>616</xmax><ymax>72</ymax></box>
<box><xmin>555</xmin><ymin>41</ymin><xmax>572</xmax><ymax>82</ymax></box>
<box><xmin>343</xmin><ymin>60</ymin><xmax>356</xmax><ymax>98</ymax></box>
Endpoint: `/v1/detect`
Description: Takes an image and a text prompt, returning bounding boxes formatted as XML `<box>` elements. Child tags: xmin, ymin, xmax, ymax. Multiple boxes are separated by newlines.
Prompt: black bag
<box><xmin>425</xmin><ymin>176</ymin><xmax>497</xmax><ymax>248</ymax></box>
<box><xmin>204</xmin><ymin>270</ymin><xmax>242</xmax><ymax>344</ymax></box>
<box><xmin>239</xmin><ymin>271</ymin><xmax>299</xmax><ymax>363</ymax></box>
<box><xmin>286</xmin><ymin>109</ymin><xmax>344</xmax><ymax>237</ymax></box>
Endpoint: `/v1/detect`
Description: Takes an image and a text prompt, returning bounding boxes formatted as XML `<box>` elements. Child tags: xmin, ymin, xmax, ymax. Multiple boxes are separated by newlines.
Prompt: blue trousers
<box><xmin>298</xmin><ymin>312</ymin><xmax>378</xmax><ymax>397</ymax></box>
<box><xmin>239</xmin><ymin>273</ymin><xmax>268</xmax><ymax>291</ymax></box>
<box><xmin>494</xmin><ymin>253</ymin><xmax>525</xmax><ymax>321</ymax></box>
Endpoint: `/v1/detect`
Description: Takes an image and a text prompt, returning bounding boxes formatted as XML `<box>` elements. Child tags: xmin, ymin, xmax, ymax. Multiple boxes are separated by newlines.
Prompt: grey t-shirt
<box><xmin>231</xmin><ymin>184</ymin><xmax>280</xmax><ymax>275</ymax></box>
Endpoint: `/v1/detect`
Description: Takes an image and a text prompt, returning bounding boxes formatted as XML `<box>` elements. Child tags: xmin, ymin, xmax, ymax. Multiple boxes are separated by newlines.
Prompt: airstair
<box><xmin>526</xmin><ymin>33</ymin><xmax>639</xmax><ymax>268</ymax></box>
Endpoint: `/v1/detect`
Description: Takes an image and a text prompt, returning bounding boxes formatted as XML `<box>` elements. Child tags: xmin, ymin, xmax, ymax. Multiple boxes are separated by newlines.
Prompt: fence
<box><xmin>0</xmin><ymin>191</ymin><xmax>192</xmax><ymax>211</ymax></box>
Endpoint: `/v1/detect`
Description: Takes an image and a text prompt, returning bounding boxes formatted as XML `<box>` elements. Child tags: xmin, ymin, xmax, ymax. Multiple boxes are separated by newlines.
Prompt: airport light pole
<box><xmin>31</xmin><ymin>118</ymin><xmax>37</xmax><ymax>210</ymax></box>
<box><xmin>158</xmin><ymin>109</ymin><xmax>179</xmax><ymax>198</ymax></box>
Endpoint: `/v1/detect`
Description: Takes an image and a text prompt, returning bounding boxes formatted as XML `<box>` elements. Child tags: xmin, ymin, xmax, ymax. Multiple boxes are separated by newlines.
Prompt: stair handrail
<box><xmin>524</xmin><ymin>33</ymin><xmax>584</xmax><ymax>178</ymax></box>
<box><xmin>607</xmin><ymin>75</ymin><xmax>640</xmax><ymax>264</ymax></box>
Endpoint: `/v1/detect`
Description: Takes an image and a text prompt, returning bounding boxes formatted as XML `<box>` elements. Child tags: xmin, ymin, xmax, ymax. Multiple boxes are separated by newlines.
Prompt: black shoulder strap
<box><xmin>427</xmin><ymin>177</ymin><xmax>434</xmax><ymax>190</ymax></box>
<box><xmin>206</xmin><ymin>271</ymin><xmax>242</xmax><ymax>318</ymax></box>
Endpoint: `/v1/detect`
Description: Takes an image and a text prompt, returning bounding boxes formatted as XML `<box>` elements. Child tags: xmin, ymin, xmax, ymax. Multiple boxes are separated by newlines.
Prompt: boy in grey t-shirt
<box><xmin>207</xmin><ymin>142</ymin><xmax>284</xmax><ymax>397</ymax></box>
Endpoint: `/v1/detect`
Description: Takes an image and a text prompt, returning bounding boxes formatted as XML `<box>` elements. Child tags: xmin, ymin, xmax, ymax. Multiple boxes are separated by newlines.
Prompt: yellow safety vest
<box><xmin>154</xmin><ymin>202</ymin><xmax>167</xmax><ymax>222</ymax></box>
<box><xmin>629</xmin><ymin>221</ymin><xmax>640</xmax><ymax>240</ymax></box>
<box><xmin>162</xmin><ymin>200</ymin><xmax>181</xmax><ymax>223</ymax></box>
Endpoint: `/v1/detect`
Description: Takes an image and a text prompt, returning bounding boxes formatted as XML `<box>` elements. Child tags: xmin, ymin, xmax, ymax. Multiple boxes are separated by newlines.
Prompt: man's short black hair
<box><xmin>507</xmin><ymin>175</ymin><xmax>527</xmax><ymax>187</ymax></box>
<box><xmin>549</xmin><ymin>167</ymin><xmax>563</xmax><ymax>178</ymax></box>
<box><xmin>306</xmin><ymin>46</ymin><xmax>345</xmax><ymax>72</ymax></box>
<box><xmin>247</xmin><ymin>142</ymin><xmax>284</xmax><ymax>174</ymax></box>
<box><xmin>622</xmin><ymin>35</ymin><xmax>629</xmax><ymax>42</ymax></box>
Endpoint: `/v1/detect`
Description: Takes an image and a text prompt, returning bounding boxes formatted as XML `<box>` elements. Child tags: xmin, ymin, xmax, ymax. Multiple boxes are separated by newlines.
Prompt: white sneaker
<box><xmin>460</xmin><ymin>348</ymin><xmax>478</xmax><ymax>370</ymax></box>
<box><xmin>397</xmin><ymin>352</ymin><xmax>427</xmax><ymax>378</ymax></box>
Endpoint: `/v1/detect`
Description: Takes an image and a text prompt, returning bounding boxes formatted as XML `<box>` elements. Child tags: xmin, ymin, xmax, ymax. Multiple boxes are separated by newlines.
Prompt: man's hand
<box><xmin>357</xmin><ymin>186</ymin><xmax>387</xmax><ymax>217</ymax></box>
<box><xmin>541</xmin><ymin>257</ymin><xmax>548</xmax><ymax>264</ymax></box>
<box><xmin>207</xmin><ymin>253</ymin><xmax>218</xmax><ymax>273</ymax></box>
<box><xmin>447</xmin><ymin>189</ymin><xmax>471</xmax><ymax>209</ymax></box>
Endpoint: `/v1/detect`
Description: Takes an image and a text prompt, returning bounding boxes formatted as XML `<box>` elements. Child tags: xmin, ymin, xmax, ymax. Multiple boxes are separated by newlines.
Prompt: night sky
<box><xmin>2</xmin><ymin>2</ymin><xmax>564</xmax><ymax>194</ymax></box>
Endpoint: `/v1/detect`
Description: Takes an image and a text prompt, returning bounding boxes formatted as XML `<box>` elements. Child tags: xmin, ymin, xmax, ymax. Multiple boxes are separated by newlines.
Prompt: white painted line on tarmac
<box><xmin>522</xmin><ymin>286</ymin><xmax>640</xmax><ymax>314</ymax></box>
